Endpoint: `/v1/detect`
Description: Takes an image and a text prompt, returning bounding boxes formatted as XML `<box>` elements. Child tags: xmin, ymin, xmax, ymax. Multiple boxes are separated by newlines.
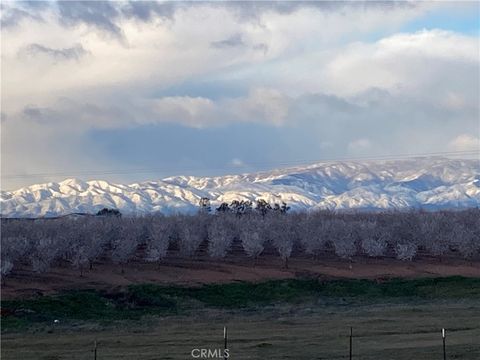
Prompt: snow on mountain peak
<box><xmin>1</xmin><ymin>157</ymin><xmax>479</xmax><ymax>218</ymax></box>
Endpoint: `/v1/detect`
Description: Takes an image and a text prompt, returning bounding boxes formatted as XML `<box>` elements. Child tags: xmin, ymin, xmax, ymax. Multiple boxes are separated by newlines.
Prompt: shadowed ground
<box><xmin>2</xmin><ymin>276</ymin><xmax>480</xmax><ymax>359</ymax></box>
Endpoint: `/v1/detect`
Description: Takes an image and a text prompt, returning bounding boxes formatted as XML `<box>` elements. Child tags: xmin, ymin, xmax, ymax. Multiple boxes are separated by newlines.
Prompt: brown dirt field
<box><xmin>2</xmin><ymin>256</ymin><xmax>480</xmax><ymax>300</ymax></box>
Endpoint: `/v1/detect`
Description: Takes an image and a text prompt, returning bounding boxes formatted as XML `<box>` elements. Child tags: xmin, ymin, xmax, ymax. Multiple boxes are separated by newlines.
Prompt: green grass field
<box><xmin>2</xmin><ymin>277</ymin><xmax>480</xmax><ymax>359</ymax></box>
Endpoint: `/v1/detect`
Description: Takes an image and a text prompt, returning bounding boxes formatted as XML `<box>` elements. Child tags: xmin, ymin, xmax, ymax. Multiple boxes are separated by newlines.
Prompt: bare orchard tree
<box><xmin>0</xmin><ymin>259</ymin><xmax>13</xmax><ymax>277</ymax></box>
<box><xmin>1</xmin><ymin>219</ymin><xmax>24</xmax><ymax>238</ymax></box>
<box><xmin>69</xmin><ymin>219</ymin><xmax>108</xmax><ymax>276</ymax></box>
<box><xmin>30</xmin><ymin>236</ymin><xmax>60</xmax><ymax>273</ymax></box>
<box><xmin>360</xmin><ymin>222</ymin><xmax>388</xmax><ymax>258</ymax></box>
<box><xmin>110</xmin><ymin>218</ymin><xmax>142</xmax><ymax>273</ymax></box>
<box><xmin>299</xmin><ymin>214</ymin><xmax>329</xmax><ymax>259</ymax></box>
<box><xmin>145</xmin><ymin>216</ymin><xmax>174</xmax><ymax>264</ymax></box>
<box><xmin>268</xmin><ymin>214</ymin><xmax>297</xmax><ymax>268</ymax></box>
<box><xmin>208</xmin><ymin>215</ymin><xmax>234</xmax><ymax>258</ymax></box>
<box><xmin>1</xmin><ymin>208</ymin><xmax>479</xmax><ymax>275</ymax></box>
<box><xmin>71</xmin><ymin>242</ymin><xmax>90</xmax><ymax>276</ymax></box>
<box><xmin>395</xmin><ymin>242</ymin><xmax>417</xmax><ymax>261</ymax></box>
<box><xmin>453</xmin><ymin>223</ymin><xmax>479</xmax><ymax>260</ymax></box>
<box><xmin>178</xmin><ymin>215</ymin><xmax>208</xmax><ymax>257</ymax></box>
<box><xmin>1</xmin><ymin>236</ymin><xmax>28</xmax><ymax>275</ymax></box>
<box><xmin>239</xmin><ymin>215</ymin><xmax>265</xmax><ymax>264</ymax></box>
<box><xmin>85</xmin><ymin>219</ymin><xmax>110</xmax><ymax>270</ymax></box>
<box><xmin>331</xmin><ymin>220</ymin><xmax>357</xmax><ymax>260</ymax></box>
<box><xmin>421</xmin><ymin>212</ymin><xmax>452</xmax><ymax>259</ymax></box>
<box><xmin>389</xmin><ymin>212</ymin><xmax>421</xmax><ymax>251</ymax></box>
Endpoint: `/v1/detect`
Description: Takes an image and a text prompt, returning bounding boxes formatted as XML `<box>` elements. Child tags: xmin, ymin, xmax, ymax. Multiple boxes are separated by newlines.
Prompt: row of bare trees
<box><xmin>1</xmin><ymin>209</ymin><xmax>479</xmax><ymax>275</ymax></box>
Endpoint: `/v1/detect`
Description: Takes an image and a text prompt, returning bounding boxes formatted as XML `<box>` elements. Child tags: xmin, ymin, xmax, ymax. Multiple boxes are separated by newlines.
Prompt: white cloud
<box><xmin>0</xmin><ymin>2</ymin><xmax>434</xmax><ymax>115</ymax></box>
<box><xmin>448</xmin><ymin>134</ymin><xmax>480</xmax><ymax>151</ymax></box>
<box><xmin>348</xmin><ymin>138</ymin><xmax>373</xmax><ymax>154</ymax></box>
<box><xmin>150</xmin><ymin>96</ymin><xmax>217</xmax><ymax>128</ymax></box>
<box><xmin>144</xmin><ymin>88</ymin><xmax>290</xmax><ymax>127</ymax></box>
<box><xmin>322</xmin><ymin>30</ymin><xmax>479</xmax><ymax>102</ymax></box>
<box><xmin>230</xmin><ymin>158</ymin><xmax>246</xmax><ymax>168</ymax></box>
<box><xmin>444</xmin><ymin>92</ymin><xmax>467</xmax><ymax>110</ymax></box>
<box><xmin>1</xmin><ymin>2</ymin><xmax>479</xmax><ymax>189</ymax></box>
<box><xmin>226</xmin><ymin>88</ymin><xmax>290</xmax><ymax>126</ymax></box>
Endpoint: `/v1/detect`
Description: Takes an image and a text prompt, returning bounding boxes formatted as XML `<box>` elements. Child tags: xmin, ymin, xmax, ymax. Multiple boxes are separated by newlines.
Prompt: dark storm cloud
<box><xmin>20</xmin><ymin>1</ymin><xmax>51</xmax><ymax>10</ymax></box>
<box><xmin>24</xmin><ymin>43</ymin><xmax>88</xmax><ymax>61</ymax></box>
<box><xmin>22</xmin><ymin>105</ymin><xmax>56</xmax><ymax>124</ymax></box>
<box><xmin>20</xmin><ymin>100</ymin><xmax>134</xmax><ymax>128</ymax></box>
<box><xmin>253</xmin><ymin>43</ymin><xmax>269</xmax><ymax>53</ymax></box>
<box><xmin>57</xmin><ymin>1</ymin><xmax>123</xmax><ymax>38</ymax></box>
<box><xmin>85</xmin><ymin>87</ymin><xmax>455</xmax><ymax>181</ymax></box>
<box><xmin>0</xmin><ymin>5</ymin><xmax>43</xmax><ymax>28</ymax></box>
<box><xmin>216</xmin><ymin>1</ymin><xmax>416</xmax><ymax>21</ymax></box>
<box><xmin>2</xmin><ymin>1</ymin><xmax>417</xmax><ymax>35</ymax></box>
<box><xmin>211</xmin><ymin>34</ymin><xmax>245</xmax><ymax>49</ymax></box>
<box><xmin>121</xmin><ymin>1</ymin><xmax>176</xmax><ymax>21</ymax></box>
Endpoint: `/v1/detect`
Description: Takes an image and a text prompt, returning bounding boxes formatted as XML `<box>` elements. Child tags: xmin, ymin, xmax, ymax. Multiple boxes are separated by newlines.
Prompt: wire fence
<box><xmin>80</xmin><ymin>326</ymin><xmax>453</xmax><ymax>360</ymax></box>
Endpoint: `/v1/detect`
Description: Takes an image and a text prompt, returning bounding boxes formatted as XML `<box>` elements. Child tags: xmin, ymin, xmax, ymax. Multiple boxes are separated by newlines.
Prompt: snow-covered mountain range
<box><xmin>1</xmin><ymin>157</ymin><xmax>479</xmax><ymax>218</ymax></box>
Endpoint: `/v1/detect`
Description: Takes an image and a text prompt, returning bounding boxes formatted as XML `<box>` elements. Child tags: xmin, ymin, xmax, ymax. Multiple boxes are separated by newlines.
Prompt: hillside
<box><xmin>1</xmin><ymin>157</ymin><xmax>479</xmax><ymax>217</ymax></box>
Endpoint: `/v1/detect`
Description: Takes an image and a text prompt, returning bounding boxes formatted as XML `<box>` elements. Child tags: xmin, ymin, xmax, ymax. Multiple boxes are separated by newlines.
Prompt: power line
<box><xmin>3</xmin><ymin>150</ymin><xmax>478</xmax><ymax>179</ymax></box>
<box><xmin>2</xmin><ymin>149</ymin><xmax>478</xmax><ymax>180</ymax></box>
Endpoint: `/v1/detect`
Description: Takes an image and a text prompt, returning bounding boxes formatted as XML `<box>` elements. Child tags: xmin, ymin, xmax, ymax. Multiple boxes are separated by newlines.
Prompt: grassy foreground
<box><xmin>2</xmin><ymin>276</ymin><xmax>480</xmax><ymax>359</ymax></box>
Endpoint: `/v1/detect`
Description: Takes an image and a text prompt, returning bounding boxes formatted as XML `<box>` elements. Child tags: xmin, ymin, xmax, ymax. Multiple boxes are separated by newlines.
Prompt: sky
<box><xmin>1</xmin><ymin>0</ymin><xmax>479</xmax><ymax>190</ymax></box>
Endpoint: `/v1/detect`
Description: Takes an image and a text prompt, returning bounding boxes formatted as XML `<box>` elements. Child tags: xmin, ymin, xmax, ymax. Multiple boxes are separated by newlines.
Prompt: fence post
<box><xmin>442</xmin><ymin>328</ymin><xmax>446</xmax><ymax>360</ymax></box>
<box><xmin>224</xmin><ymin>326</ymin><xmax>228</xmax><ymax>359</ymax></box>
<box><xmin>349</xmin><ymin>326</ymin><xmax>353</xmax><ymax>360</ymax></box>
<box><xmin>94</xmin><ymin>339</ymin><xmax>97</xmax><ymax>360</ymax></box>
